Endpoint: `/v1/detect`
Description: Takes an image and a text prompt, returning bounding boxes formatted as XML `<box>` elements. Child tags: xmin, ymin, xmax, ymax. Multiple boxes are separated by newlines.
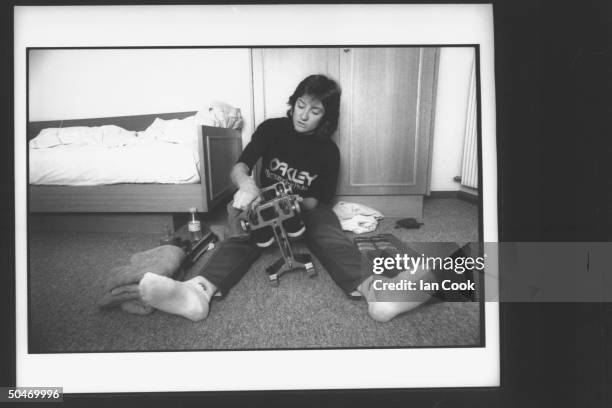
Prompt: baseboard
<box><xmin>29</xmin><ymin>213</ymin><xmax>174</xmax><ymax>234</ymax></box>
<box><xmin>428</xmin><ymin>190</ymin><xmax>479</xmax><ymax>203</ymax></box>
<box><xmin>457</xmin><ymin>190</ymin><xmax>479</xmax><ymax>204</ymax></box>
<box><xmin>428</xmin><ymin>191</ymin><xmax>460</xmax><ymax>199</ymax></box>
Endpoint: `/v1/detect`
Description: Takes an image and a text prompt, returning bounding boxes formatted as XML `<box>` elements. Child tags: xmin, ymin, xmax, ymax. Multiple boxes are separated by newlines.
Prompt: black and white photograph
<box><xmin>12</xmin><ymin>4</ymin><xmax>502</xmax><ymax>395</ymax></box>
<box><xmin>6</xmin><ymin>0</ymin><xmax>611</xmax><ymax>406</ymax></box>
<box><xmin>27</xmin><ymin>45</ymin><xmax>483</xmax><ymax>353</ymax></box>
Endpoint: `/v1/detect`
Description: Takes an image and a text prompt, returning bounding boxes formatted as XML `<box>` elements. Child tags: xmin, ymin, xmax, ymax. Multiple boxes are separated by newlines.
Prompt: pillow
<box><xmin>142</xmin><ymin>115</ymin><xmax>197</xmax><ymax>145</ymax></box>
<box><xmin>29</xmin><ymin>128</ymin><xmax>61</xmax><ymax>149</ymax></box>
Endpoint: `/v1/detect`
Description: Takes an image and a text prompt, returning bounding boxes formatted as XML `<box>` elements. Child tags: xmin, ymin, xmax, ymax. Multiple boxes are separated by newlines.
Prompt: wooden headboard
<box><xmin>27</xmin><ymin>111</ymin><xmax>197</xmax><ymax>140</ymax></box>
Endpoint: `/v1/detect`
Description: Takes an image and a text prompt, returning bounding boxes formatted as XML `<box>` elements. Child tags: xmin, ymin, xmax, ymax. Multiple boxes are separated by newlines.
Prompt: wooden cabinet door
<box><xmin>337</xmin><ymin>47</ymin><xmax>438</xmax><ymax>195</ymax></box>
<box><xmin>251</xmin><ymin>48</ymin><xmax>340</xmax><ymax>124</ymax></box>
<box><xmin>251</xmin><ymin>47</ymin><xmax>438</xmax><ymax>197</ymax></box>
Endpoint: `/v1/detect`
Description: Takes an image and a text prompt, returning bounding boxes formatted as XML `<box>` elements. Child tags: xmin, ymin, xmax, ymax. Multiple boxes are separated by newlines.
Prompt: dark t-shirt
<box><xmin>238</xmin><ymin>117</ymin><xmax>340</xmax><ymax>203</ymax></box>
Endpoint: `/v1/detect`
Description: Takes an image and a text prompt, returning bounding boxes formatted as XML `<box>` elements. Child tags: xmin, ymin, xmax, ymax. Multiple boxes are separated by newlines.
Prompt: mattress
<box><xmin>29</xmin><ymin>142</ymin><xmax>200</xmax><ymax>186</ymax></box>
<box><xmin>29</xmin><ymin>118</ymin><xmax>201</xmax><ymax>186</ymax></box>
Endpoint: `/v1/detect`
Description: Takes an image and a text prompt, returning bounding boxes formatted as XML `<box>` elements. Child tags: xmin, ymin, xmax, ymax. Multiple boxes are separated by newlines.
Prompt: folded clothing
<box><xmin>333</xmin><ymin>201</ymin><xmax>384</xmax><ymax>234</ymax></box>
<box><xmin>98</xmin><ymin>245</ymin><xmax>186</xmax><ymax>314</ymax></box>
<box><xmin>339</xmin><ymin>214</ymin><xmax>379</xmax><ymax>234</ymax></box>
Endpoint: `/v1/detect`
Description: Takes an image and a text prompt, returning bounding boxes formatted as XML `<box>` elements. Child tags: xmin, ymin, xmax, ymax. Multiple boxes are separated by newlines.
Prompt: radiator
<box><xmin>460</xmin><ymin>58</ymin><xmax>479</xmax><ymax>189</ymax></box>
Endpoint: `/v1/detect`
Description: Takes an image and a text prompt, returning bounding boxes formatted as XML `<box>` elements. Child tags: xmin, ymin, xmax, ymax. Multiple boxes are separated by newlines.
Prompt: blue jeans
<box><xmin>198</xmin><ymin>206</ymin><xmax>367</xmax><ymax>296</ymax></box>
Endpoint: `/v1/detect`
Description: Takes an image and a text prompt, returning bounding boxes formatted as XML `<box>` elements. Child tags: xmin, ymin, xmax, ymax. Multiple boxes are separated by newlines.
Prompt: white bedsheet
<box><xmin>29</xmin><ymin>140</ymin><xmax>200</xmax><ymax>186</ymax></box>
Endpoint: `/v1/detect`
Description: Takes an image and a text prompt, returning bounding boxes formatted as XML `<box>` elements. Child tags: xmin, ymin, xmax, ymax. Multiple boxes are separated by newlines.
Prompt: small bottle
<box><xmin>188</xmin><ymin>207</ymin><xmax>203</xmax><ymax>243</ymax></box>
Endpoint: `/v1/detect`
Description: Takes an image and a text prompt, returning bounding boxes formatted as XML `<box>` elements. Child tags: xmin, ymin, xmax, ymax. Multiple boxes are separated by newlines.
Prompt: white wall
<box><xmin>430</xmin><ymin>47</ymin><xmax>475</xmax><ymax>192</ymax></box>
<box><xmin>28</xmin><ymin>48</ymin><xmax>254</xmax><ymax>144</ymax></box>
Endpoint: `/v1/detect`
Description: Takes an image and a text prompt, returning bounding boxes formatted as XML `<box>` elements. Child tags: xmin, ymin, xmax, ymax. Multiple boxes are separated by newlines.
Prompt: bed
<box><xmin>28</xmin><ymin>111</ymin><xmax>242</xmax><ymax>213</ymax></box>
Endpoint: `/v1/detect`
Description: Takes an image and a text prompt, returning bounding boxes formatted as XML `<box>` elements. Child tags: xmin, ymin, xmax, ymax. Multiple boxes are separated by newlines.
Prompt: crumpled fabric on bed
<box><xmin>98</xmin><ymin>245</ymin><xmax>186</xmax><ymax>315</ymax></box>
<box><xmin>29</xmin><ymin>125</ymin><xmax>140</xmax><ymax>149</ymax></box>
<box><xmin>332</xmin><ymin>201</ymin><xmax>384</xmax><ymax>234</ymax></box>
<box><xmin>140</xmin><ymin>115</ymin><xmax>199</xmax><ymax>146</ymax></box>
<box><xmin>29</xmin><ymin>107</ymin><xmax>241</xmax><ymax>186</ymax></box>
<box><xmin>29</xmin><ymin>117</ymin><xmax>202</xmax><ymax>186</ymax></box>
<box><xmin>197</xmin><ymin>101</ymin><xmax>243</xmax><ymax>130</ymax></box>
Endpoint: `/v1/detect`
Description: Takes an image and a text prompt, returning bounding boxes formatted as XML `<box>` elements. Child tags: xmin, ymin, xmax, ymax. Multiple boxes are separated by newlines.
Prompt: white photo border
<box><xmin>14</xmin><ymin>4</ymin><xmax>499</xmax><ymax>393</ymax></box>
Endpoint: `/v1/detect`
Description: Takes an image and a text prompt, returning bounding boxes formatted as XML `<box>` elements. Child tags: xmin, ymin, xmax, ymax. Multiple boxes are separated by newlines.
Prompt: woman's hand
<box><xmin>230</xmin><ymin>162</ymin><xmax>260</xmax><ymax>210</ymax></box>
<box><xmin>232</xmin><ymin>178</ymin><xmax>260</xmax><ymax>210</ymax></box>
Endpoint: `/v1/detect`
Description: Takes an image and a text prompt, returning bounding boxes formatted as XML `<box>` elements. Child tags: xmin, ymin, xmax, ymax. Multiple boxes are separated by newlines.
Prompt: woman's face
<box><xmin>292</xmin><ymin>94</ymin><xmax>325</xmax><ymax>134</ymax></box>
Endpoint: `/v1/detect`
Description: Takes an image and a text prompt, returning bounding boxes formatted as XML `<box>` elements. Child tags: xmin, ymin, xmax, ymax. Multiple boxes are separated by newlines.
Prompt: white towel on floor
<box><xmin>333</xmin><ymin>201</ymin><xmax>384</xmax><ymax>234</ymax></box>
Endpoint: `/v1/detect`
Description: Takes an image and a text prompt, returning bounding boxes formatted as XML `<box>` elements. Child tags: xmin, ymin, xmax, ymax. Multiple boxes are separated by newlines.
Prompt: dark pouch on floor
<box><xmin>428</xmin><ymin>244</ymin><xmax>477</xmax><ymax>302</ymax></box>
<box><xmin>394</xmin><ymin>218</ymin><xmax>424</xmax><ymax>229</ymax></box>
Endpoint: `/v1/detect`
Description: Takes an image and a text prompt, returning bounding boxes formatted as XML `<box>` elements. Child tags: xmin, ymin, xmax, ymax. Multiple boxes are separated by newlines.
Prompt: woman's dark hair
<box><xmin>287</xmin><ymin>74</ymin><xmax>341</xmax><ymax>139</ymax></box>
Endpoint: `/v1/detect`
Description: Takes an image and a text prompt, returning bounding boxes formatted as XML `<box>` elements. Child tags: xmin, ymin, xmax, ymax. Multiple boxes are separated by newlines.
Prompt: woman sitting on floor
<box><xmin>138</xmin><ymin>74</ymin><xmax>434</xmax><ymax>322</ymax></box>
